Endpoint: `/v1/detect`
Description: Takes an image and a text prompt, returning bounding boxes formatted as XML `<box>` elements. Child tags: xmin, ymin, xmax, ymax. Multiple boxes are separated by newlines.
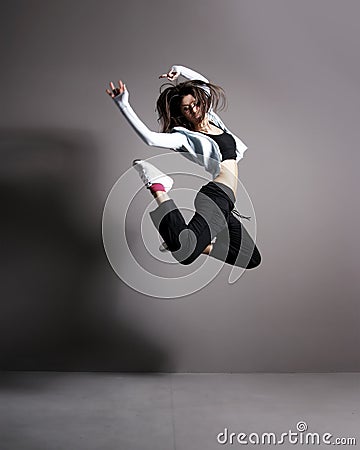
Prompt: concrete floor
<box><xmin>0</xmin><ymin>372</ymin><xmax>359</xmax><ymax>450</ymax></box>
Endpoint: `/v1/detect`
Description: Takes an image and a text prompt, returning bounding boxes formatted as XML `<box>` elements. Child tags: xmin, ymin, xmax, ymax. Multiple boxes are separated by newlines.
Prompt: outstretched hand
<box><xmin>106</xmin><ymin>80</ymin><xmax>127</xmax><ymax>98</ymax></box>
<box><xmin>159</xmin><ymin>68</ymin><xmax>180</xmax><ymax>81</ymax></box>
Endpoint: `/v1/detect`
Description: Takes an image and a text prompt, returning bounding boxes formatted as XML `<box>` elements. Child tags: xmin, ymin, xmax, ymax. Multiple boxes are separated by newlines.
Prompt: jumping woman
<box><xmin>106</xmin><ymin>65</ymin><xmax>261</xmax><ymax>268</ymax></box>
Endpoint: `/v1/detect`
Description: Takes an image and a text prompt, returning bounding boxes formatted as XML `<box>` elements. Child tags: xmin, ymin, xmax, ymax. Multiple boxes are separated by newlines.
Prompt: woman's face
<box><xmin>180</xmin><ymin>94</ymin><xmax>202</xmax><ymax>126</ymax></box>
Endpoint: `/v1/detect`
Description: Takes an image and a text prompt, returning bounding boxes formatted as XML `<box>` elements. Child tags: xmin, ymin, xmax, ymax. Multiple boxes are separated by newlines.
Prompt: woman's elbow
<box><xmin>143</xmin><ymin>133</ymin><xmax>160</xmax><ymax>147</ymax></box>
<box><xmin>138</xmin><ymin>135</ymin><xmax>156</xmax><ymax>147</ymax></box>
<box><xmin>146</xmin><ymin>139</ymin><xmax>158</xmax><ymax>147</ymax></box>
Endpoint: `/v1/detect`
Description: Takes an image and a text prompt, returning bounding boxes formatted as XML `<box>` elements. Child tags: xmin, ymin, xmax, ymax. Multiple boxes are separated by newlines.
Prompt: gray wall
<box><xmin>1</xmin><ymin>0</ymin><xmax>359</xmax><ymax>372</ymax></box>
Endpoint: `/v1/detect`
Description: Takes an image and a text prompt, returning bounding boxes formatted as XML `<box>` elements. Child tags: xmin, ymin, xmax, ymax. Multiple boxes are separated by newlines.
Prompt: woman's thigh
<box><xmin>211</xmin><ymin>214</ymin><xmax>261</xmax><ymax>268</ymax></box>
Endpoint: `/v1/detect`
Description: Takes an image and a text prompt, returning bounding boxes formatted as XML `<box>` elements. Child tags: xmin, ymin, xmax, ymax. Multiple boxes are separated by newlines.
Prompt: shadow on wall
<box><xmin>0</xmin><ymin>130</ymin><xmax>172</xmax><ymax>372</ymax></box>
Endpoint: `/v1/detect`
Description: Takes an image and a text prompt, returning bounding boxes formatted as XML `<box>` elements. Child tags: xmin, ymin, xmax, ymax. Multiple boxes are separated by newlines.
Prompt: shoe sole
<box><xmin>132</xmin><ymin>159</ymin><xmax>173</xmax><ymax>192</ymax></box>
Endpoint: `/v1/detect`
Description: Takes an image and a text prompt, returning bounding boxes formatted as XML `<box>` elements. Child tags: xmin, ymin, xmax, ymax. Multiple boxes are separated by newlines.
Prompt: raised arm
<box><xmin>160</xmin><ymin>65</ymin><xmax>209</xmax><ymax>83</ymax></box>
<box><xmin>106</xmin><ymin>80</ymin><xmax>188</xmax><ymax>149</ymax></box>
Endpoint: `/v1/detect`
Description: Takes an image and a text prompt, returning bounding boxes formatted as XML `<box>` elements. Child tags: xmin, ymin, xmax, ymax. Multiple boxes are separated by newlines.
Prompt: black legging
<box><xmin>149</xmin><ymin>181</ymin><xmax>261</xmax><ymax>268</ymax></box>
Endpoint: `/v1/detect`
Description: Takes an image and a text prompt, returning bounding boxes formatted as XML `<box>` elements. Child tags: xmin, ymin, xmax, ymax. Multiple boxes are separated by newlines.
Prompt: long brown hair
<box><xmin>156</xmin><ymin>80</ymin><xmax>226</xmax><ymax>132</ymax></box>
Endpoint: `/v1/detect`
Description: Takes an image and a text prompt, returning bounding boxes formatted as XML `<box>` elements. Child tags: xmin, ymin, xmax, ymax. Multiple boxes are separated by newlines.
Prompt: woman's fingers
<box><xmin>106</xmin><ymin>80</ymin><xmax>126</xmax><ymax>98</ymax></box>
<box><xmin>118</xmin><ymin>80</ymin><xmax>126</xmax><ymax>91</ymax></box>
<box><xmin>159</xmin><ymin>70</ymin><xmax>179</xmax><ymax>81</ymax></box>
<box><xmin>169</xmin><ymin>70</ymin><xmax>179</xmax><ymax>80</ymax></box>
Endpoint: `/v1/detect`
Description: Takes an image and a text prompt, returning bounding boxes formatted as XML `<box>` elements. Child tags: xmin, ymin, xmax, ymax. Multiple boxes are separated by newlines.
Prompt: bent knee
<box><xmin>246</xmin><ymin>250</ymin><xmax>261</xmax><ymax>269</ymax></box>
<box><xmin>178</xmin><ymin>259</ymin><xmax>192</xmax><ymax>266</ymax></box>
<box><xmin>177</xmin><ymin>254</ymin><xmax>197</xmax><ymax>266</ymax></box>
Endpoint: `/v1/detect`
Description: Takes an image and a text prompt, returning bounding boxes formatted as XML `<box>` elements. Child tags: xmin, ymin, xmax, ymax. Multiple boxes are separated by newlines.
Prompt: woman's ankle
<box><xmin>202</xmin><ymin>244</ymin><xmax>213</xmax><ymax>255</ymax></box>
<box><xmin>153</xmin><ymin>191</ymin><xmax>171</xmax><ymax>205</ymax></box>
